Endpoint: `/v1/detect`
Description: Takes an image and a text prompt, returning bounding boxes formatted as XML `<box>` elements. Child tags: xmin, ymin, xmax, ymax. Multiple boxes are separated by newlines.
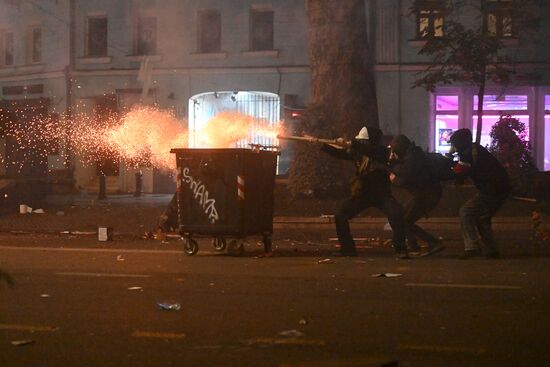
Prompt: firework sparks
<box><xmin>1</xmin><ymin>105</ymin><xmax>281</xmax><ymax>173</ymax></box>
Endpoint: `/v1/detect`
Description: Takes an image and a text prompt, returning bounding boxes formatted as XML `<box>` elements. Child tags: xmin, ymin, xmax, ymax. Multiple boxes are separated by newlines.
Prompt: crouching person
<box><xmin>389</xmin><ymin>134</ymin><xmax>445</xmax><ymax>257</ymax></box>
<box><xmin>449</xmin><ymin>129</ymin><xmax>511</xmax><ymax>259</ymax></box>
<box><xmin>322</xmin><ymin>126</ymin><xmax>408</xmax><ymax>259</ymax></box>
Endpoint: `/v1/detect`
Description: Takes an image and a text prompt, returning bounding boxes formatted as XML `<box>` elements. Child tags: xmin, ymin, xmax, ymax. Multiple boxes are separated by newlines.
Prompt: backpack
<box><xmin>426</xmin><ymin>152</ymin><xmax>455</xmax><ymax>181</ymax></box>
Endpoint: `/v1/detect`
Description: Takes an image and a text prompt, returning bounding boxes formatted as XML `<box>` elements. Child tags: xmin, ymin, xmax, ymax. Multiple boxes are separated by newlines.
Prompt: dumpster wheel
<box><xmin>183</xmin><ymin>237</ymin><xmax>199</xmax><ymax>256</ymax></box>
<box><xmin>227</xmin><ymin>239</ymin><xmax>245</xmax><ymax>256</ymax></box>
<box><xmin>212</xmin><ymin>237</ymin><xmax>227</xmax><ymax>252</ymax></box>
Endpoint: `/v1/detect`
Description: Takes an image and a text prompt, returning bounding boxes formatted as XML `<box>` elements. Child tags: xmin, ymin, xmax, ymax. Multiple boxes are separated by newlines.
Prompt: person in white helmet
<box><xmin>322</xmin><ymin>126</ymin><xmax>408</xmax><ymax>258</ymax></box>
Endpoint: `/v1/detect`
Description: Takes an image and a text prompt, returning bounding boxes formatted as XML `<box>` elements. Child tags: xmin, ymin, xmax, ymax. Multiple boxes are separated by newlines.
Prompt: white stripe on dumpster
<box><xmin>237</xmin><ymin>175</ymin><xmax>245</xmax><ymax>200</ymax></box>
<box><xmin>56</xmin><ymin>272</ymin><xmax>152</xmax><ymax>278</ymax></box>
<box><xmin>405</xmin><ymin>283</ymin><xmax>521</xmax><ymax>290</ymax></box>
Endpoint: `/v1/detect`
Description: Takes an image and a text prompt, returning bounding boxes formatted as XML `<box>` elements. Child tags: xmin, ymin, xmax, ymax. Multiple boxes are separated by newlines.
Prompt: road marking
<box><xmin>405</xmin><ymin>283</ymin><xmax>521</xmax><ymax>290</ymax></box>
<box><xmin>132</xmin><ymin>331</ymin><xmax>185</xmax><ymax>339</ymax></box>
<box><xmin>0</xmin><ymin>245</ymin><xmax>182</xmax><ymax>255</ymax></box>
<box><xmin>56</xmin><ymin>272</ymin><xmax>152</xmax><ymax>278</ymax></box>
<box><xmin>244</xmin><ymin>337</ymin><xmax>326</xmax><ymax>346</ymax></box>
<box><xmin>399</xmin><ymin>344</ymin><xmax>485</xmax><ymax>354</ymax></box>
<box><xmin>0</xmin><ymin>323</ymin><xmax>58</xmax><ymax>332</ymax></box>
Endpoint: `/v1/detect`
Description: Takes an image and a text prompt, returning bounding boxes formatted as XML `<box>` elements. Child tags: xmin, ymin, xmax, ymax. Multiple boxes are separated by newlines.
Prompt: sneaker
<box><xmin>459</xmin><ymin>250</ymin><xmax>482</xmax><ymax>260</ymax></box>
<box><xmin>420</xmin><ymin>244</ymin><xmax>446</xmax><ymax>257</ymax></box>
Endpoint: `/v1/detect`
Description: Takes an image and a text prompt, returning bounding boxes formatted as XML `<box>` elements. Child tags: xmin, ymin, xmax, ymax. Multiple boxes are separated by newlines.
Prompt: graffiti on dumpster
<box><xmin>182</xmin><ymin>167</ymin><xmax>219</xmax><ymax>223</ymax></box>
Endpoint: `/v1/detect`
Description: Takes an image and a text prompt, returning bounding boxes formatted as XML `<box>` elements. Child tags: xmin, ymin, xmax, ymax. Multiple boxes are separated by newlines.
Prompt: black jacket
<box><xmin>391</xmin><ymin>144</ymin><xmax>440</xmax><ymax>194</ymax></box>
<box><xmin>322</xmin><ymin>139</ymin><xmax>391</xmax><ymax>198</ymax></box>
<box><xmin>458</xmin><ymin>144</ymin><xmax>511</xmax><ymax>197</ymax></box>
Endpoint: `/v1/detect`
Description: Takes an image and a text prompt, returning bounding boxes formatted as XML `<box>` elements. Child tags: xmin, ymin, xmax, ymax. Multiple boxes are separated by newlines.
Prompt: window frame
<box><xmin>249</xmin><ymin>8</ymin><xmax>274</xmax><ymax>51</ymax></box>
<box><xmin>197</xmin><ymin>9</ymin><xmax>221</xmax><ymax>54</ymax></box>
<box><xmin>26</xmin><ymin>25</ymin><xmax>42</xmax><ymax>64</ymax></box>
<box><xmin>86</xmin><ymin>15</ymin><xmax>108</xmax><ymax>57</ymax></box>
<box><xmin>135</xmin><ymin>14</ymin><xmax>157</xmax><ymax>56</ymax></box>
<box><xmin>484</xmin><ymin>0</ymin><xmax>515</xmax><ymax>38</ymax></box>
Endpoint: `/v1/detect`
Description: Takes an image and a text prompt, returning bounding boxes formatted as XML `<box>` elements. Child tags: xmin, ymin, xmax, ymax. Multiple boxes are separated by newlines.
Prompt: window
<box><xmin>417</xmin><ymin>9</ymin><xmax>444</xmax><ymax>38</ymax></box>
<box><xmin>198</xmin><ymin>10</ymin><xmax>221</xmax><ymax>53</ymax></box>
<box><xmin>434</xmin><ymin>95</ymin><xmax>459</xmax><ymax>153</ymax></box>
<box><xmin>472</xmin><ymin>94</ymin><xmax>528</xmax><ymax>148</ymax></box>
<box><xmin>27</xmin><ymin>26</ymin><xmax>41</xmax><ymax>63</ymax></box>
<box><xmin>87</xmin><ymin>17</ymin><xmax>107</xmax><ymax>57</ymax></box>
<box><xmin>249</xmin><ymin>9</ymin><xmax>274</xmax><ymax>51</ymax></box>
<box><xmin>136</xmin><ymin>16</ymin><xmax>157</xmax><ymax>55</ymax></box>
<box><xmin>0</xmin><ymin>31</ymin><xmax>14</xmax><ymax>66</ymax></box>
<box><xmin>485</xmin><ymin>0</ymin><xmax>514</xmax><ymax>37</ymax></box>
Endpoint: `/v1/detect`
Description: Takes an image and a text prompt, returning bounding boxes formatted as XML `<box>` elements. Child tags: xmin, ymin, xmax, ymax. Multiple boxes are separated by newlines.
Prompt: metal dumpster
<box><xmin>170</xmin><ymin>148</ymin><xmax>278</xmax><ymax>256</ymax></box>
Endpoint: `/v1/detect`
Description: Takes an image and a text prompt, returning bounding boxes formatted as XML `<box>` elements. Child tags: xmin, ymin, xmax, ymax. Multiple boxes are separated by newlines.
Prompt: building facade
<box><xmin>0</xmin><ymin>0</ymin><xmax>549</xmax><ymax>194</ymax></box>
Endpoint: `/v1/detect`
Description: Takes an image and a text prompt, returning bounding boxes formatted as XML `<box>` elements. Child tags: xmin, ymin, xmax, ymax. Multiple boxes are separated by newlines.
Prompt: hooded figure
<box><xmin>322</xmin><ymin>126</ymin><xmax>407</xmax><ymax>258</ymax></box>
<box><xmin>449</xmin><ymin>128</ymin><xmax>511</xmax><ymax>259</ymax></box>
<box><xmin>389</xmin><ymin>134</ymin><xmax>444</xmax><ymax>256</ymax></box>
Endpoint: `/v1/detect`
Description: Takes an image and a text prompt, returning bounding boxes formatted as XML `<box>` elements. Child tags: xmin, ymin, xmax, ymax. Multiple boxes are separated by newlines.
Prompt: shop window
<box><xmin>485</xmin><ymin>0</ymin><xmax>514</xmax><ymax>37</ymax></box>
<box><xmin>434</xmin><ymin>95</ymin><xmax>458</xmax><ymax>153</ymax></box>
<box><xmin>136</xmin><ymin>16</ymin><xmax>157</xmax><ymax>55</ymax></box>
<box><xmin>249</xmin><ymin>9</ymin><xmax>274</xmax><ymax>51</ymax></box>
<box><xmin>544</xmin><ymin>95</ymin><xmax>550</xmax><ymax>171</ymax></box>
<box><xmin>87</xmin><ymin>16</ymin><xmax>108</xmax><ymax>57</ymax></box>
<box><xmin>27</xmin><ymin>26</ymin><xmax>41</xmax><ymax>63</ymax></box>
<box><xmin>472</xmin><ymin>94</ymin><xmax>528</xmax><ymax>148</ymax></box>
<box><xmin>198</xmin><ymin>10</ymin><xmax>221</xmax><ymax>53</ymax></box>
<box><xmin>1</xmin><ymin>31</ymin><xmax>14</xmax><ymax>66</ymax></box>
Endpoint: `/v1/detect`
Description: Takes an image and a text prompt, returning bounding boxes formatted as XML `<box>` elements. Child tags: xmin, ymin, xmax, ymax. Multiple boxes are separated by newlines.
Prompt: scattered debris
<box><xmin>11</xmin><ymin>339</ymin><xmax>35</xmax><ymax>346</ymax></box>
<box><xmin>40</xmin><ymin>294</ymin><xmax>50</xmax><ymax>298</ymax></box>
<box><xmin>279</xmin><ymin>329</ymin><xmax>305</xmax><ymax>337</ymax></box>
<box><xmin>33</xmin><ymin>209</ymin><xmax>45</xmax><ymax>214</ymax></box>
<box><xmin>317</xmin><ymin>258</ymin><xmax>334</xmax><ymax>264</ymax></box>
<box><xmin>157</xmin><ymin>302</ymin><xmax>181</xmax><ymax>311</ymax></box>
<box><xmin>371</xmin><ymin>273</ymin><xmax>403</xmax><ymax>278</ymax></box>
<box><xmin>128</xmin><ymin>286</ymin><xmax>143</xmax><ymax>291</ymax></box>
<box><xmin>98</xmin><ymin>227</ymin><xmax>113</xmax><ymax>241</ymax></box>
<box><xmin>116</xmin><ymin>255</ymin><xmax>125</xmax><ymax>261</ymax></box>
<box><xmin>298</xmin><ymin>319</ymin><xmax>308</xmax><ymax>326</ymax></box>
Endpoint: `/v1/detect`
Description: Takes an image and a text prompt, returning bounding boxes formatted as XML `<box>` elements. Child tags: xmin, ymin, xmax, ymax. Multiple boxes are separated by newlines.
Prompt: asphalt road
<box><xmin>0</xmin><ymin>229</ymin><xmax>549</xmax><ymax>367</ymax></box>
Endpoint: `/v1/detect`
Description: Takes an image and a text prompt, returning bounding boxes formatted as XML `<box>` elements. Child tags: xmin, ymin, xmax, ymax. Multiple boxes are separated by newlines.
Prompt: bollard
<box><xmin>98</xmin><ymin>173</ymin><xmax>106</xmax><ymax>200</ymax></box>
<box><xmin>134</xmin><ymin>171</ymin><xmax>142</xmax><ymax>197</ymax></box>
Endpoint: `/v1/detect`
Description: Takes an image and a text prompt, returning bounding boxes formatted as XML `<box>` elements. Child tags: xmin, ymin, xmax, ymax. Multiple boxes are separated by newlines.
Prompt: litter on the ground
<box><xmin>371</xmin><ymin>273</ymin><xmax>403</xmax><ymax>278</ymax></box>
<box><xmin>11</xmin><ymin>339</ymin><xmax>35</xmax><ymax>346</ymax></box>
<box><xmin>33</xmin><ymin>209</ymin><xmax>45</xmax><ymax>214</ymax></box>
<box><xmin>279</xmin><ymin>329</ymin><xmax>305</xmax><ymax>337</ymax></box>
<box><xmin>157</xmin><ymin>302</ymin><xmax>181</xmax><ymax>311</ymax></box>
<box><xmin>317</xmin><ymin>258</ymin><xmax>334</xmax><ymax>264</ymax></box>
<box><xmin>298</xmin><ymin>319</ymin><xmax>308</xmax><ymax>325</ymax></box>
<box><xmin>128</xmin><ymin>286</ymin><xmax>143</xmax><ymax>291</ymax></box>
<box><xmin>40</xmin><ymin>294</ymin><xmax>50</xmax><ymax>298</ymax></box>
<box><xmin>116</xmin><ymin>255</ymin><xmax>125</xmax><ymax>261</ymax></box>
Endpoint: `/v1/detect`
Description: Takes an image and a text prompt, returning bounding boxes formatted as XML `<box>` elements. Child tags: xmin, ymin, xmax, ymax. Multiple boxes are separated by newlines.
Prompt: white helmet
<box><xmin>355</xmin><ymin>126</ymin><xmax>369</xmax><ymax>140</ymax></box>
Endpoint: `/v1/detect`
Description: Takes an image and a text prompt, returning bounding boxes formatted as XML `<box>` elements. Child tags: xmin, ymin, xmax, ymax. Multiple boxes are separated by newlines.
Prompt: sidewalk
<box><xmin>0</xmin><ymin>193</ymin><xmax>542</xmax><ymax>237</ymax></box>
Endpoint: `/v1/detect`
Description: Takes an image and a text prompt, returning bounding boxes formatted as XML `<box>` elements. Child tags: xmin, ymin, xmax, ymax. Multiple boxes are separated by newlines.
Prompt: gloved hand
<box><xmin>453</xmin><ymin>161</ymin><xmax>471</xmax><ymax>175</ymax></box>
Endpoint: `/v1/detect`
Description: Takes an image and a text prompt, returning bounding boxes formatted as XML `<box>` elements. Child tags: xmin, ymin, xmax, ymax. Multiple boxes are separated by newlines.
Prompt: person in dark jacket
<box><xmin>322</xmin><ymin>126</ymin><xmax>408</xmax><ymax>258</ymax></box>
<box><xmin>449</xmin><ymin>128</ymin><xmax>511</xmax><ymax>259</ymax></box>
<box><xmin>389</xmin><ymin>134</ymin><xmax>445</xmax><ymax>257</ymax></box>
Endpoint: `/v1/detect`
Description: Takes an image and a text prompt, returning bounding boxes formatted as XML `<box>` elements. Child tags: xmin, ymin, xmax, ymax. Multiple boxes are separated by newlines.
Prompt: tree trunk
<box><xmin>475</xmin><ymin>75</ymin><xmax>485</xmax><ymax>144</ymax></box>
<box><xmin>287</xmin><ymin>0</ymin><xmax>379</xmax><ymax>198</ymax></box>
<box><xmin>305</xmin><ymin>0</ymin><xmax>379</xmax><ymax>136</ymax></box>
